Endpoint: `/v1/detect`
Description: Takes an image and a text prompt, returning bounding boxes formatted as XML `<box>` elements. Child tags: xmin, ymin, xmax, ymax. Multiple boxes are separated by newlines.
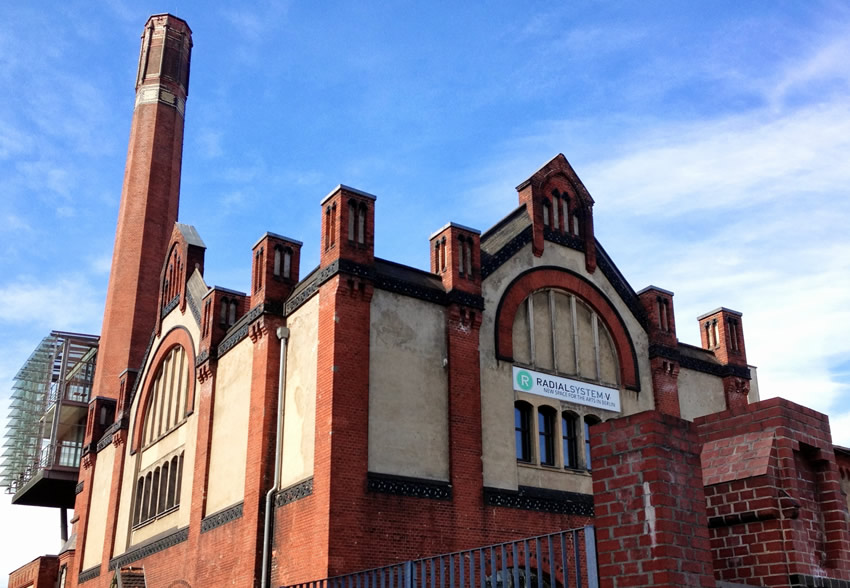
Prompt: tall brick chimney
<box><xmin>90</xmin><ymin>14</ymin><xmax>192</xmax><ymax>411</ymax></box>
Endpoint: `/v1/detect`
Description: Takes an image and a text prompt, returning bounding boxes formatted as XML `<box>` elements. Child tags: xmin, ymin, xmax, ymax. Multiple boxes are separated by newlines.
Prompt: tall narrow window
<box><xmin>434</xmin><ymin>242</ymin><xmax>441</xmax><ymax>273</ymax></box>
<box><xmin>441</xmin><ymin>238</ymin><xmax>447</xmax><ymax>271</ymax></box>
<box><xmin>220</xmin><ymin>298</ymin><xmax>228</xmax><ymax>326</ymax></box>
<box><xmin>358</xmin><ymin>203</ymin><xmax>367</xmax><ymax>244</ymax></box>
<box><xmin>543</xmin><ymin>199</ymin><xmax>551</xmax><ymax>227</ymax></box>
<box><xmin>229</xmin><ymin>300</ymin><xmax>237</xmax><ymax>326</ymax></box>
<box><xmin>330</xmin><ymin>204</ymin><xmax>337</xmax><ymax>246</ymax></box>
<box><xmin>515</xmin><ymin>402</ymin><xmax>532</xmax><ymax>462</ymax></box>
<box><xmin>283</xmin><ymin>248</ymin><xmax>292</xmax><ymax>279</ymax></box>
<box><xmin>142</xmin><ymin>472</ymin><xmax>152</xmax><ymax>521</ymax></box>
<box><xmin>458</xmin><ymin>236</ymin><xmax>466</xmax><ymax>276</ymax></box>
<box><xmin>133</xmin><ymin>478</ymin><xmax>144</xmax><ymax>525</ymax></box>
<box><xmin>538</xmin><ymin>407</ymin><xmax>556</xmax><ymax>466</ymax></box>
<box><xmin>573</xmin><ymin>213</ymin><xmax>581</xmax><ymax>236</ymax></box>
<box><xmin>158</xmin><ymin>462</ymin><xmax>169</xmax><ymax>513</ymax></box>
<box><xmin>562</xmin><ymin>412</ymin><xmax>579</xmax><ymax>469</ymax></box>
<box><xmin>552</xmin><ymin>195</ymin><xmax>560</xmax><ymax>230</ymax></box>
<box><xmin>150</xmin><ymin>468</ymin><xmax>160</xmax><ymax>519</ymax></box>
<box><xmin>705</xmin><ymin>321</ymin><xmax>712</xmax><ymax>348</ymax></box>
<box><xmin>167</xmin><ymin>455</ymin><xmax>179</xmax><ymax>509</ymax></box>
<box><xmin>324</xmin><ymin>207</ymin><xmax>331</xmax><ymax>251</ymax></box>
<box><xmin>713</xmin><ymin>320</ymin><xmax>720</xmax><ymax>349</ymax></box>
<box><xmin>465</xmin><ymin>240</ymin><xmax>472</xmax><ymax>276</ymax></box>
<box><xmin>662</xmin><ymin>299</ymin><xmax>670</xmax><ymax>332</ymax></box>
<box><xmin>348</xmin><ymin>200</ymin><xmax>356</xmax><ymax>241</ymax></box>
<box><xmin>584</xmin><ymin>415</ymin><xmax>600</xmax><ymax>470</ymax></box>
<box><xmin>273</xmin><ymin>246</ymin><xmax>281</xmax><ymax>277</ymax></box>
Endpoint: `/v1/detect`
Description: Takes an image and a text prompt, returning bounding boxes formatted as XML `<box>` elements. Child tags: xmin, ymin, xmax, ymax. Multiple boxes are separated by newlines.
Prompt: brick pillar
<box><xmin>92</xmin><ymin>14</ymin><xmax>192</xmax><ymax>403</ymax></box>
<box><xmin>591</xmin><ymin>411</ymin><xmax>714</xmax><ymax>588</ymax></box>
<box><xmin>638</xmin><ymin>287</ymin><xmax>681</xmax><ymax>417</ymax></box>
<box><xmin>445</xmin><ymin>302</ymin><xmax>483</xmax><ymax>539</ymax></box>
<box><xmin>697</xmin><ymin>307</ymin><xmax>749</xmax><ymax>411</ymax></box>
<box><xmin>320</xmin><ymin>274</ymin><xmax>374</xmax><ymax>574</ymax></box>
<box><xmin>185</xmin><ymin>357</ymin><xmax>217</xmax><ymax>584</ymax></box>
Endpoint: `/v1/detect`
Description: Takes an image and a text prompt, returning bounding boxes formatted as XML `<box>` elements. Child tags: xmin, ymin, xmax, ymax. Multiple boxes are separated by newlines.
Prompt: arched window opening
<box><xmin>273</xmin><ymin>246</ymin><xmax>281</xmax><ymax>277</ymax></box>
<box><xmin>440</xmin><ymin>238</ymin><xmax>447</xmax><ymax>272</ymax></box>
<box><xmin>324</xmin><ymin>207</ymin><xmax>332</xmax><ymax>251</ymax></box>
<box><xmin>515</xmin><ymin>401</ymin><xmax>532</xmax><ymax>463</ymax></box>
<box><xmin>219</xmin><ymin>298</ymin><xmax>228</xmax><ymax>326</ymax></box>
<box><xmin>542</xmin><ymin>199</ymin><xmax>551</xmax><ymax>227</ymax></box>
<box><xmin>167</xmin><ymin>455</ymin><xmax>179</xmax><ymax>509</ymax></box>
<box><xmin>572</xmin><ymin>212</ymin><xmax>580</xmax><ymax>236</ymax></box>
<box><xmin>562</xmin><ymin>412</ymin><xmax>579</xmax><ymax>469</ymax></box>
<box><xmin>348</xmin><ymin>200</ymin><xmax>357</xmax><ymax>241</ymax></box>
<box><xmin>283</xmin><ymin>248</ymin><xmax>292</xmax><ymax>279</ymax></box>
<box><xmin>552</xmin><ymin>195</ymin><xmax>560</xmax><ymax>230</ymax></box>
<box><xmin>712</xmin><ymin>320</ymin><xmax>720</xmax><ymax>349</ymax></box>
<box><xmin>142</xmin><ymin>345</ymin><xmax>189</xmax><ymax>448</ymax></box>
<box><xmin>584</xmin><ymin>415</ymin><xmax>600</xmax><ymax>470</ymax></box>
<box><xmin>358</xmin><ymin>203</ymin><xmax>367</xmax><ymax>244</ymax></box>
<box><xmin>511</xmin><ymin>289</ymin><xmax>619</xmax><ymax>387</ymax></box>
<box><xmin>150</xmin><ymin>468</ymin><xmax>160</xmax><ymax>520</ymax></box>
<box><xmin>465</xmin><ymin>240</ymin><xmax>472</xmax><ymax>277</ymax></box>
<box><xmin>538</xmin><ymin>406</ymin><xmax>556</xmax><ymax>466</ymax></box>
<box><xmin>228</xmin><ymin>300</ymin><xmax>237</xmax><ymax>326</ymax></box>
<box><xmin>141</xmin><ymin>472</ymin><xmax>152</xmax><ymax>521</ymax></box>
<box><xmin>157</xmin><ymin>464</ymin><xmax>168</xmax><ymax>513</ymax></box>
<box><xmin>330</xmin><ymin>204</ymin><xmax>337</xmax><ymax>247</ymax></box>
<box><xmin>133</xmin><ymin>478</ymin><xmax>144</xmax><ymax>525</ymax></box>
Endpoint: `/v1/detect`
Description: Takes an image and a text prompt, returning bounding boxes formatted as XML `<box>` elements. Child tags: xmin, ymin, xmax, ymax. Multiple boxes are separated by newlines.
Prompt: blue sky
<box><xmin>2</xmin><ymin>0</ymin><xmax>850</xmax><ymax>582</ymax></box>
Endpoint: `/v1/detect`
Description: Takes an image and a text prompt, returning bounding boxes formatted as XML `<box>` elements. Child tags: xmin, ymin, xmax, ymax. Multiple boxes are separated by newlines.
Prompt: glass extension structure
<box><xmin>1</xmin><ymin>331</ymin><xmax>98</xmax><ymax>508</ymax></box>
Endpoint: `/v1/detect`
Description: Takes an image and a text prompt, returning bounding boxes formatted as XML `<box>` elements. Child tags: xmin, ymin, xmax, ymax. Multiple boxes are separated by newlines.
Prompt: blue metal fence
<box><xmin>282</xmin><ymin>526</ymin><xmax>598</xmax><ymax>588</ymax></box>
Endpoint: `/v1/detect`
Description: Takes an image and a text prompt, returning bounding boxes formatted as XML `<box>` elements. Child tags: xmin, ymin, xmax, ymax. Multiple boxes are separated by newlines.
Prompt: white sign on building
<box><xmin>512</xmin><ymin>366</ymin><xmax>621</xmax><ymax>413</ymax></box>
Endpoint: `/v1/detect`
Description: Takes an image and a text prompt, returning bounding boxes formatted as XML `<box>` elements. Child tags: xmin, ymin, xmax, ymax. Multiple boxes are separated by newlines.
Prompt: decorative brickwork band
<box><xmin>367</xmin><ymin>472</ymin><xmax>452</xmax><ymax>501</ymax></box>
<box><xmin>274</xmin><ymin>477</ymin><xmax>314</xmax><ymax>507</ymax></box>
<box><xmin>78</xmin><ymin>565</ymin><xmax>101</xmax><ymax>583</ymax></box>
<box><xmin>200</xmin><ymin>501</ymin><xmax>244</xmax><ymax>533</ymax></box>
<box><xmin>483</xmin><ymin>486</ymin><xmax>594</xmax><ymax>516</ymax></box>
<box><xmin>108</xmin><ymin>527</ymin><xmax>189</xmax><ymax>571</ymax></box>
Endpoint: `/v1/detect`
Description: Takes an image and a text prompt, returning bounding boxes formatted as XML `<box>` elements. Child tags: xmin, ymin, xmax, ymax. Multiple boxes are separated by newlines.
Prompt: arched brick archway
<box><xmin>494</xmin><ymin>266</ymin><xmax>640</xmax><ymax>391</ymax></box>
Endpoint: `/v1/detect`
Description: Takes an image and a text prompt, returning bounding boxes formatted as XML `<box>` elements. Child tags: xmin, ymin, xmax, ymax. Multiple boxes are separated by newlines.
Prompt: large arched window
<box><xmin>512</xmin><ymin>289</ymin><xmax>619</xmax><ymax>387</ymax></box>
<box><xmin>141</xmin><ymin>345</ymin><xmax>190</xmax><ymax>448</ymax></box>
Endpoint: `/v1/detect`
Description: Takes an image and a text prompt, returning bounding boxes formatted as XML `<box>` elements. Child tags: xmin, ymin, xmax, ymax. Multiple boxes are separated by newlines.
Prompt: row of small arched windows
<box><xmin>163</xmin><ymin>248</ymin><xmax>183</xmax><ymax>305</ymax></box>
<box><xmin>542</xmin><ymin>191</ymin><xmax>581</xmax><ymax>237</ymax></box>
<box><xmin>132</xmin><ymin>452</ymin><xmax>184</xmax><ymax>527</ymax></box>
<box><xmin>515</xmin><ymin>401</ymin><xmax>600</xmax><ymax>470</ymax></box>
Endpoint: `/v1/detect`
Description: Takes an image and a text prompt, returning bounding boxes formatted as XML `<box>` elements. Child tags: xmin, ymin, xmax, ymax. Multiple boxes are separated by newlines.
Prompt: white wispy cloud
<box><xmin>0</xmin><ymin>275</ymin><xmax>103</xmax><ymax>332</ymax></box>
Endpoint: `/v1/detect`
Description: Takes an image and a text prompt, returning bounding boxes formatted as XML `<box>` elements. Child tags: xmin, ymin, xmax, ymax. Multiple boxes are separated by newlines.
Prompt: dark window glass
<box><xmin>538</xmin><ymin>407</ymin><xmax>555</xmax><ymax>466</ymax></box>
<box><xmin>515</xmin><ymin>402</ymin><xmax>532</xmax><ymax>462</ymax></box>
<box><xmin>584</xmin><ymin>415</ymin><xmax>600</xmax><ymax>470</ymax></box>
<box><xmin>562</xmin><ymin>413</ymin><xmax>579</xmax><ymax>469</ymax></box>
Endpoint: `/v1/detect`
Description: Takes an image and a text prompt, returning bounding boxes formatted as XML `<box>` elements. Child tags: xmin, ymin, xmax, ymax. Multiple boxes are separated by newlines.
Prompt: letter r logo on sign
<box><xmin>516</xmin><ymin>370</ymin><xmax>533</xmax><ymax>391</ymax></box>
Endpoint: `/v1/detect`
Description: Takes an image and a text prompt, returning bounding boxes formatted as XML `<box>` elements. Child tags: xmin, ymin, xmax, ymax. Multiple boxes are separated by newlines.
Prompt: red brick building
<box><xmin>8</xmin><ymin>13</ymin><xmax>850</xmax><ymax>588</ymax></box>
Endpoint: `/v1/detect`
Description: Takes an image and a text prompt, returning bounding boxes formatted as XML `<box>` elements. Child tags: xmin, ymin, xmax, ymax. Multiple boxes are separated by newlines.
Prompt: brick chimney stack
<box><xmin>91</xmin><ymin>14</ymin><xmax>192</xmax><ymax>406</ymax></box>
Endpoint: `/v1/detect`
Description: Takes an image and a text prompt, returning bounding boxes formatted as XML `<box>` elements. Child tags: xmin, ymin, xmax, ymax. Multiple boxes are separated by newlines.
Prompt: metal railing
<box><xmin>282</xmin><ymin>527</ymin><xmax>598</xmax><ymax>588</ymax></box>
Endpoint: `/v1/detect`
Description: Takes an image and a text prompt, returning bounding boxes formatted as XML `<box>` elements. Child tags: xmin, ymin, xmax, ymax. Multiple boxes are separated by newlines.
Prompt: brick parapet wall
<box><xmin>696</xmin><ymin>398</ymin><xmax>850</xmax><ymax>587</ymax></box>
<box><xmin>591</xmin><ymin>410</ymin><xmax>715</xmax><ymax>588</ymax></box>
<box><xmin>8</xmin><ymin>556</ymin><xmax>59</xmax><ymax>588</ymax></box>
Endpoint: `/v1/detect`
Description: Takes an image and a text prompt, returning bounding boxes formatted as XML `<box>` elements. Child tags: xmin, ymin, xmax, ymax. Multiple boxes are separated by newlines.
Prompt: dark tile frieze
<box><xmin>593</xmin><ymin>244</ymin><xmax>648</xmax><ymax>330</ymax></box>
<box><xmin>161</xmin><ymin>295</ymin><xmax>180</xmax><ymax>318</ymax></box>
<box><xmin>275</xmin><ymin>477</ymin><xmax>313</xmax><ymax>507</ymax></box>
<box><xmin>543</xmin><ymin>227</ymin><xmax>584</xmax><ymax>251</ymax></box>
<box><xmin>75</xmin><ymin>481</ymin><xmax>84</xmax><ymax>495</ymax></box>
<box><xmin>78</xmin><ymin>566</ymin><xmax>101</xmax><ymax>584</ymax></box>
<box><xmin>108</xmin><ymin>527</ymin><xmax>189</xmax><ymax>571</ymax></box>
<box><xmin>367</xmin><ymin>472</ymin><xmax>452</xmax><ymax>501</ymax></box>
<box><xmin>484</xmin><ymin>485</ymin><xmax>594</xmax><ymax>517</ymax></box>
<box><xmin>374</xmin><ymin>273</ymin><xmax>445</xmax><ymax>305</ymax></box>
<box><xmin>186</xmin><ymin>290</ymin><xmax>201</xmax><ymax>325</ymax></box>
<box><xmin>790</xmin><ymin>574</ymin><xmax>850</xmax><ymax>588</ymax></box>
<box><xmin>481</xmin><ymin>227</ymin><xmax>532</xmax><ymax>278</ymax></box>
<box><xmin>200</xmin><ymin>502</ymin><xmax>243</xmax><ymax>533</ymax></box>
<box><xmin>649</xmin><ymin>344</ymin><xmax>751</xmax><ymax>380</ymax></box>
